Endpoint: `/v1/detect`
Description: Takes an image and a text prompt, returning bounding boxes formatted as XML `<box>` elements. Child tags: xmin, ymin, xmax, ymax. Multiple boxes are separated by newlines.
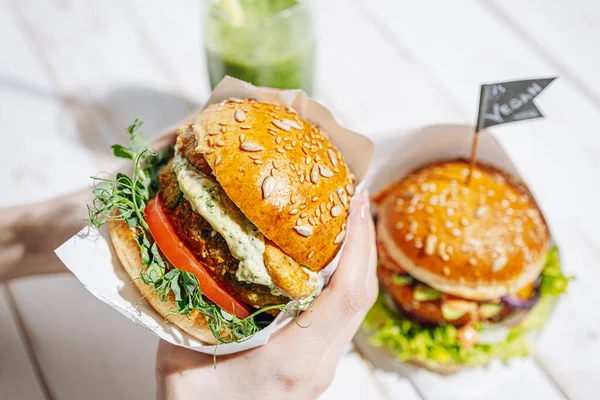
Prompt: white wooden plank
<box><xmin>314</xmin><ymin>0</ymin><xmax>464</xmax><ymax>133</ymax></box>
<box><xmin>352</xmin><ymin>0</ymin><xmax>599</xmax><ymax>399</ymax></box>
<box><xmin>355</xmin><ymin>330</ymin><xmax>561</xmax><ymax>400</ymax></box>
<box><xmin>12</xmin><ymin>0</ymin><xmax>193</xmax><ymax>172</ymax></box>
<box><xmin>4</xmin><ymin>1</ymin><xmax>185</xmax><ymax>399</ymax></box>
<box><xmin>0</xmin><ymin>3</ymin><xmax>97</xmax><ymax>206</ymax></box>
<box><xmin>123</xmin><ymin>0</ymin><xmax>463</xmax><ymax>134</ymax></box>
<box><xmin>115</xmin><ymin>0</ymin><xmax>208</xmax><ymax>104</ymax></box>
<box><xmin>9</xmin><ymin>275</ymin><xmax>157</xmax><ymax>400</ymax></box>
<box><xmin>486</xmin><ymin>0</ymin><xmax>600</xmax><ymax>108</ymax></box>
<box><xmin>320</xmin><ymin>351</ymin><xmax>389</xmax><ymax>400</ymax></box>
<box><xmin>0</xmin><ymin>285</ymin><xmax>47</xmax><ymax>400</ymax></box>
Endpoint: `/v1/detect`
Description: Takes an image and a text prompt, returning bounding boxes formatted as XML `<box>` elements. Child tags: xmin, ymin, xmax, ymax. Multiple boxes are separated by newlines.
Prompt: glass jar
<box><xmin>203</xmin><ymin>0</ymin><xmax>316</xmax><ymax>95</ymax></box>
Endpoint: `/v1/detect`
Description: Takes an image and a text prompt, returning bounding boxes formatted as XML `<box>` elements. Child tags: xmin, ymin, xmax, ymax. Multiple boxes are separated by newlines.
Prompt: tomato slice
<box><xmin>145</xmin><ymin>196</ymin><xmax>252</xmax><ymax>319</ymax></box>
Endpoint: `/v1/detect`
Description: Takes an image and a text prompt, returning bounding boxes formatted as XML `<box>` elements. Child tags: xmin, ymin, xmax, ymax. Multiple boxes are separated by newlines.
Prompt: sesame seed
<box><xmin>501</xmin><ymin>199</ymin><xmax>510</xmax><ymax>208</ymax></box>
<box><xmin>205</xmin><ymin>148</ymin><xmax>215</xmax><ymax>155</ymax></box>
<box><xmin>346</xmin><ymin>184</ymin><xmax>354</xmax><ymax>195</ymax></box>
<box><xmin>492</xmin><ymin>254</ymin><xmax>508</xmax><ymax>272</ymax></box>
<box><xmin>451</xmin><ymin>228</ymin><xmax>462</xmax><ymax>237</ymax></box>
<box><xmin>410</xmin><ymin>221</ymin><xmax>418</xmax><ymax>233</ymax></box>
<box><xmin>405</xmin><ymin>233</ymin><xmax>414</xmax><ymax>241</ymax></box>
<box><xmin>415</xmin><ymin>240</ymin><xmax>423</xmax><ymax>249</ymax></box>
<box><xmin>425</xmin><ymin>234</ymin><xmax>437</xmax><ymax>255</ymax></box>
<box><xmin>327</xmin><ymin>149</ymin><xmax>338</xmax><ymax>167</ymax></box>
<box><xmin>228</xmin><ymin>97</ymin><xmax>244</xmax><ymax>103</ymax></box>
<box><xmin>261</xmin><ymin>176</ymin><xmax>276</xmax><ymax>198</ymax></box>
<box><xmin>337</xmin><ymin>188</ymin><xmax>348</xmax><ymax>207</ymax></box>
<box><xmin>218</xmin><ymin>121</ymin><xmax>229</xmax><ymax>126</ymax></box>
<box><xmin>239</xmin><ymin>134</ymin><xmax>246</xmax><ymax>143</ymax></box>
<box><xmin>214</xmin><ymin>155</ymin><xmax>222</xmax><ymax>166</ymax></box>
<box><xmin>234</xmin><ymin>109</ymin><xmax>246</xmax><ymax>122</ymax></box>
<box><xmin>334</xmin><ymin>230</ymin><xmax>346</xmax><ymax>244</ymax></box>
<box><xmin>284</xmin><ymin>145</ymin><xmax>293</xmax><ymax>150</ymax></box>
<box><xmin>253</xmin><ymin>160</ymin><xmax>263</xmax><ymax>165</ymax></box>
<box><xmin>443</xmin><ymin>266</ymin><xmax>451</xmax><ymax>276</ymax></box>
<box><xmin>282</xmin><ymin>119</ymin><xmax>302</xmax><ymax>130</ymax></box>
<box><xmin>249</xmin><ymin>154</ymin><xmax>261</xmax><ymax>160</ymax></box>
<box><xmin>307</xmin><ymin>250</ymin><xmax>315</xmax><ymax>259</ymax></box>
<box><xmin>475</xmin><ymin>206</ymin><xmax>488</xmax><ymax>218</ymax></box>
<box><xmin>445</xmin><ymin>221</ymin><xmax>454</xmax><ymax>228</ymax></box>
<box><xmin>447</xmin><ymin>208</ymin><xmax>455</xmax><ymax>216</ymax></box>
<box><xmin>289</xmin><ymin>209</ymin><xmax>299</xmax><ymax>215</ymax></box>
<box><xmin>294</xmin><ymin>225</ymin><xmax>312</xmax><ymax>237</ymax></box>
<box><xmin>208</xmin><ymin>138</ymin><xmax>214</xmax><ymax>146</ymax></box>
<box><xmin>461</xmin><ymin>218</ymin><xmax>469</xmax><ymax>226</ymax></box>
<box><xmin>320</xmin><ymin>165</ymin><xmax>334</xmax><ymax>178</ymax></box>
<box><xmin>272</xmin><ymin>120</ymin><xmax>291</xmax><ymax>131</ymax></box>
<box><xmin>331</xmin><ymin>205</ymin><xmax>343</xmax><ymax>217</ymax></box>
<box><xmin>310</xmin><ymin>165</ymin><xmax>320</xmax><ymax>184</ymax></box>
<box><xmin>268</xmin><ymin>128</ymin><xmax>277</xmax><ymax>136</ymax></box>
<box><xmin>215</xmin><ymin>139</ymin><xmax>225</xmax><ymax>147</ymax></box>
<box><xmin>469</xmin><ymin>258</ymin><xmax>477</xmax><ymax>266</ymax></box>
<box><xmin>276</xmin><ymin>148</ymin><xmax>285</xmax><ymax>154</ymax></box>
<box><xmin>240</xmin><ymin>141</ymin><xmax>264</xmax><ymax>152</ymax></box>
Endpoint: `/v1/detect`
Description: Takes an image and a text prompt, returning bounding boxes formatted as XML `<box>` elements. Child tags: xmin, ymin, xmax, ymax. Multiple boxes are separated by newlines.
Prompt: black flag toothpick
<box><xmin>466</xmin><ymin>77</ymin><xmax>556</xmax><ymax>184</ymax></box>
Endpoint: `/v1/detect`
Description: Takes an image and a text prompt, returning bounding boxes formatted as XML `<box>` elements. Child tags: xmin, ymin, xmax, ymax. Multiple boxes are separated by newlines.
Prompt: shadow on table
<box><xmin>62</xmin><ymin>86</ymin><xmax>201</xmax><ymax>168</ymax></box>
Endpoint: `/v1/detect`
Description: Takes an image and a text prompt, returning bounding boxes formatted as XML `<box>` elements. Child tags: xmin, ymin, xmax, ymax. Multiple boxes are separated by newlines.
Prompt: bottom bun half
<box><xmin>108</xmin><ymin>218</ymin><xmax>218</xmax><ymax>345</ymax></box>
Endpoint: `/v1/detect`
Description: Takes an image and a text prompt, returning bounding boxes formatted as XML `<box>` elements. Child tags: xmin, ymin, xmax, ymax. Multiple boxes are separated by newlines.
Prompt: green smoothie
<box><xmin>204</xmin><ymin>0</ymin><xmax>315</xmax><ymax>94</ymax></box>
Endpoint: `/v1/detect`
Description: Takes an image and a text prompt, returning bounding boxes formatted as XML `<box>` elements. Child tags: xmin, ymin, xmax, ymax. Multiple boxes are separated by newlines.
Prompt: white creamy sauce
<box><xmin>172</xmin><ymin>153</ymin><xmax>278</xmax><ymax>293</ymax></box>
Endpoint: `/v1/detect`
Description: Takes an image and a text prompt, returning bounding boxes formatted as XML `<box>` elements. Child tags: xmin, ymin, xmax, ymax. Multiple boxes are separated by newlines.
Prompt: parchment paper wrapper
<box><xmin>55</xmin><ymin>77</ymin><xmax>374</xmax><ymax>355</ymax></box>
<box><xmin>354</xmin><ymin>124</ymin><xmax>558</xmax><ymax>398</ymax></box>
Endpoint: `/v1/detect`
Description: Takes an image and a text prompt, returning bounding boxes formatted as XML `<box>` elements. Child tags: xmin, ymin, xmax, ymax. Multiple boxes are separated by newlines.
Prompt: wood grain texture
<box><xmin>0</xmin><ymin>285</ymin><xmax>48</xmax><ymax>400</ymax></box>
<box><xmin>3</xmin><ymin>0</ymin><xmax>599</xmax><ymax>398</ymax></box>
<box><xmin>9</xmin><ymin>275</ymin><xmax>158</xmax><ymax>400</ymax></box>
<box><xmin>353</xmin><ymin>0</ymin><xmax>599</xmax><ymax>398</ymax></box>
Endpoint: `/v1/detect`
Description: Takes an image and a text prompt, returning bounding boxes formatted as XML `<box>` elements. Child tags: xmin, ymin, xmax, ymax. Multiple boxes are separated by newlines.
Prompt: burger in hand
<box><xmin>88</xmin><ymin>99</ymin><xmax>355</xmax><ymax>344</ymax></box>
<box><xmin>363</xmin><ymin>160</ymin><xmax>570</xmax><ymax>371</ymax></box>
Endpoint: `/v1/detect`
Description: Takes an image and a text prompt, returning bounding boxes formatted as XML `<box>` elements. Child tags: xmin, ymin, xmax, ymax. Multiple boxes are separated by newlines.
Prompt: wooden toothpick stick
<box><xmin>466</xmin><ymin>131</ymin><xmax>480</xmax><ymax>185</ymax></box>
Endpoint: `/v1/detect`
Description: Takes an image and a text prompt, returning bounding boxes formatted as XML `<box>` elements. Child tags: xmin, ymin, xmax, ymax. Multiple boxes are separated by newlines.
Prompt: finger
<box><xmin>276</xmin><ymin>190</ymin><xmax>376</xmax><ymax>349</ymax></box>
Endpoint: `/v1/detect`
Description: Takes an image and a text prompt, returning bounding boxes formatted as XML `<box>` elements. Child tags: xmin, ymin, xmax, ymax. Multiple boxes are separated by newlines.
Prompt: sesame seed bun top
<box><xmin>375</xmin><ymin>160</ymin><xmax>550</xmax><ymax>301</ymax></box>
<box><xmin>191</xmin><ymin>98</ymin><xmax>354</xmax><ymax>271</ymax></box>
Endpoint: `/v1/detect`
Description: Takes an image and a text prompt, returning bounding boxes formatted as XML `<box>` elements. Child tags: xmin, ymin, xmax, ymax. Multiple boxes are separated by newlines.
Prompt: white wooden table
<box><xmin>1</xmin><ymin>0</ymin><xmax>598</xmax><ymax>399</ymax></box>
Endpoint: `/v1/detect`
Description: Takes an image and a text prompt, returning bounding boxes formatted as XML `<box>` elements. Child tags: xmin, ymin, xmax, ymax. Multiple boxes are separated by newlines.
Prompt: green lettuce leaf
<box><xmin>362</xmin><ymin>247</ymin><xmax>571</xmax><ymax>368</ymax></box>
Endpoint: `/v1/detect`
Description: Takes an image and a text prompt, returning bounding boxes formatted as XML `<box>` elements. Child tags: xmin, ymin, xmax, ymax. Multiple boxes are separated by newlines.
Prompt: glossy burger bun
<box><xmin>191</xmin><ymin>98</ymin><xmax>355</xmax><ymax>272</ymax></box>
<box><xmin>375</xmin><ymin>160</ymin><xmax>550</xmax><ymax>301</ymax></box>
<box><xmin>108</xmin><ymin>218</ymin><xmax>218</xmax><ymax>345</ymax></box>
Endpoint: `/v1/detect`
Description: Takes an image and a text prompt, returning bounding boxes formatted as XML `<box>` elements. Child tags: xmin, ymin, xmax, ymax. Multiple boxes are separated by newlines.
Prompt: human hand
<box><xmin>0</xmin><ymin>119</ymin><xmax>186</xmax><ymax>283</ymax></box>
<box><xmin>155</xmin><ymin>190</ymin><xmax>377</xmax><ymax>400</ymax></box>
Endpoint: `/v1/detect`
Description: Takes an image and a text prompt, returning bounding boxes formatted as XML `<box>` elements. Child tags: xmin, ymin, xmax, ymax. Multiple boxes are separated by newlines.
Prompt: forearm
<box><xmin>0</xmin><ymin>189</ymin><xmax>91</xmax><ymax>282</ymax></box>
